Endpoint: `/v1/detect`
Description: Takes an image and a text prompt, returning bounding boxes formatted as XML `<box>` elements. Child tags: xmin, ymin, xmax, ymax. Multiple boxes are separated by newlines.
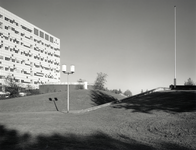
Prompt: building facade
<box><xmin>0</xmin><ymin>6</ymin><xmax>60</xmax><ymax>89</ymax></box>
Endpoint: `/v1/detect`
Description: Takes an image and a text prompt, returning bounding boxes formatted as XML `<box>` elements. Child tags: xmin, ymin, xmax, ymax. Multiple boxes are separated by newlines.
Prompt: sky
<box><xmin>1</xmin><ymin>0</ymin><xmax>195</xmax><ymax>94</ymax></box>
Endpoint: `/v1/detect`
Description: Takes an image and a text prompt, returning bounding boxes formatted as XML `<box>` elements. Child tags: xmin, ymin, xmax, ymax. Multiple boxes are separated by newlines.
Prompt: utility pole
<box><xmin>174</xmin><ymin>6</ymin><xmax>177</xmax><ymax>88</ymax></box>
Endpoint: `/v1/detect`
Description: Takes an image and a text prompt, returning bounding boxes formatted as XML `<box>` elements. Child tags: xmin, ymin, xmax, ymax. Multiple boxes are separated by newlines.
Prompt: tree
<box><xmin>118</xmin><ymin>89</ymin><xmax>122</xmax><ymax>94</ymax></box>
<box><xmin>111</xmin><ymin>89</ymin><xmax>122</xmax><ymax>94</ymax></box>
<box><xmin>124</xmin><ymin>90</ymin><xmax>132</xmax><ymax>97</ymax></box>
<box><xmin>93</xmin><ymin>72</ymin><xmax>107</xmax><ymax>91</ymax></box>
<box><xmin>184</xmin><ymin>78</ymin><xmax>195</xmax><ymax>86</ymax></box>
<box><xmin>4</xmin><ymin>75</ymin><xmax>22</xmax><ymax>97</ymax></box>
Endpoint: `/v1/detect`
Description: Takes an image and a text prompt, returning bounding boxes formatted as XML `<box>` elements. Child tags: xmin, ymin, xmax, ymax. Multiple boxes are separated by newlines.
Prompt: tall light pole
<box><xmin>62</xmin><ymin>65</ymin><xmax>75</xmax><ymax>113</ymax></box>
<box><xmin>174</xmin><ymin>6</ymin><xmax>177</xmax><ymax>88</ymax></box>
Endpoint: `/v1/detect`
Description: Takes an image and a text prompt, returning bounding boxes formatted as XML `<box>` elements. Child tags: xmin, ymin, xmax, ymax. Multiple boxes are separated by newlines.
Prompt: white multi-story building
<box><xmin>0</xmin><ymin>6</ymin><xmax>60</xmax><ymax>89</ymax></box>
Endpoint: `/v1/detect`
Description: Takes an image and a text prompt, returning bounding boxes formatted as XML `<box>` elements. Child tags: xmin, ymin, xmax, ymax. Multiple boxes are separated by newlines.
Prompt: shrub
<box><xmin>4</xmin><ymin>75</ymin><xmax>21</xmax><ymax>98</ymax></box>
<box><xmin>90</xmin><ymin>90</ymin><xmax>118</xmax><ymax>105</ymax></box>
<box><xmin>184</xmin><ymin>78</ymin><xmax>195</xmax><ymax>86</ymax></box>
<box><xmin>124</xmin><ymin>90</ymin><xmax>132</xmax><ymax>97</ymax></box>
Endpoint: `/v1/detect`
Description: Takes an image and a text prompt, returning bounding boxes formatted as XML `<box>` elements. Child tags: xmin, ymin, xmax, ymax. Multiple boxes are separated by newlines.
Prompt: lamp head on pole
<box><xmin>70</xmin><ymin>65</ymin><xmax>75</xmax><ymax>74</ymax></box>
<box><xmin>62</xmin><ymin>65</ymin><xmax>67</xmax><ymax>74</ymax></box>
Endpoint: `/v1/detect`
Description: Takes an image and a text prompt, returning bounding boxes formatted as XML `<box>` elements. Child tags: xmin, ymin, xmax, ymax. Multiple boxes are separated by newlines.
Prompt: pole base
<box><xmin>174</xmin><ymin>78</ymin><xmax>176</xmax><ymax>88</ymax></box>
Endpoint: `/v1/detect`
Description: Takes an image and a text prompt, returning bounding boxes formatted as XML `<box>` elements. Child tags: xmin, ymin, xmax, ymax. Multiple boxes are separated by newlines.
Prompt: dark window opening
<box><xmin>40</xmin><ymin>31</ymin><xmax>44</xmax><ymax>38</ymax></box>
<box><xmin>50</xmin><ymin>36</ymin><xmax>53</xmax><ymax>43</ymax></box>
<box><xmin>34</xmin><ymin>28</ymin><xmax>38</xmax><ymax>36</ymax></box>
<box><xmin>45</xmin><ymin>34</ymin><xmax>49</xmax><ymax>41</ymax></box>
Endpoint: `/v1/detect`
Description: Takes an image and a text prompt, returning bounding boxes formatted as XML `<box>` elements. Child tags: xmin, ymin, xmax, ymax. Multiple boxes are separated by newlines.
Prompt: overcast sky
<box><xmin>1</xmin><ymin>0</ymin><xmax>195</xmax><ymax>94</ymax></box>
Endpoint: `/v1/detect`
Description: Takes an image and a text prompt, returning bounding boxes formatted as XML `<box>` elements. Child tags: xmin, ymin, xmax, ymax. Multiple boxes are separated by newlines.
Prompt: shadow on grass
<box><xmin>0</xmin><ymin>124</ymin><xmax>194</xmax><ymax>150</ymax></box>
<box><xmin>113</xmin><ymin>91</ymin><xmax>196</xmax><ymax>113</ymax></box>
<box><xmin>90</xmin><ymin>90</ymin><xmax>118</xmax><ymax>106</ymax></box>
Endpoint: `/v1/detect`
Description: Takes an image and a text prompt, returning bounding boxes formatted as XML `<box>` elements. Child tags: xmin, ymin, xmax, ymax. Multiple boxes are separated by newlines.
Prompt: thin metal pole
<box><xmin>67</xmin><ymin>73</ymin><xmax>69</xmax><ymax>113</ymax></box>
<box><xmin>174</xmin><ymin>6</ymin><xmax>177</xmax><ymax>88</ymax></box>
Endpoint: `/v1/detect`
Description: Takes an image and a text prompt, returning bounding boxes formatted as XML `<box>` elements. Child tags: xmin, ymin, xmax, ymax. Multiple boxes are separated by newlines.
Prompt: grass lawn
<box><xmin>0</xmin><ymin>90</ymin><xmax>196</xmax><ymax>150</ymax></box>
<box><xmin>0</xmin><ymin>89</ymin><xmax>124</xmax><ymax>112</ymax></box>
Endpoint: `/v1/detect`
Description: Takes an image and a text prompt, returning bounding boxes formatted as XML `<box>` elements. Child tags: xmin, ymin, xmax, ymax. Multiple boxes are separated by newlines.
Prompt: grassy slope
<box><xmin>0</xmin><ymin>91</ymin><xmax>196</xmax><ymax>150</ymax></box>
<box><xmin>0</xmin><ymin>89</ymin><xmax>124</xmax><ymax>112</ymax></box>
<box><xmin>113</xmin><ymin>91</ymin><xmax>196</xmax><ymax>113</ymax></box>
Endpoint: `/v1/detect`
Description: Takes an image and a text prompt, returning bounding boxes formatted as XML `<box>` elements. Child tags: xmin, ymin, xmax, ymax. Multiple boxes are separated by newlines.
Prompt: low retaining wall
<box><xmin>39</xmin><ymin>84</ymin><xmax>77</xmax><ymax>93</ymax></box>
<box><xmin>39</xmin><ymin>83</ymin><xmax>93</xmax><ymax>94</ymax></box>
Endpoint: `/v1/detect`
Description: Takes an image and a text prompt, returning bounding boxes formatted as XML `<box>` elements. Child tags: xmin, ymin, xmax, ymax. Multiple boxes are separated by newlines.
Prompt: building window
<box><xmin>40</xmin><ymin>31</ymin><xmax>44</xmax><ymax>38</ymax></box>
<box><xmin>5</xmin><ymin>17</ymin><xmax>10</xmax><ymax>21</ymax></box>
<box><xmin>21</xmin><ymin>25</ymin><xmax>32</xmax><ymax>32</ymax></box>
<box><xmin>5</xmin><ymin>26</ymin><xmax>9</xmax><ymax>30</ymax></box>
<box><xmin>0</xmin><ymin>75</ymin><xmax>5</xmax><ymax>79</ymax></box>
<box><xmin>50</xmin><ymin>36</ymin><xmax>53</xmax><ymax>43</ymax></box>
<box><xmin>34</xmin><ymin>28</ymin><xmax>38</xmax><ymax>36</ymax></box>
<box><xmin>15</xmin><ymin>79</ymin><xmax>19</xmax><ymax>82</ymax></box>
<box><xmin>0</xmin><ymin>22</ymin><xmax>2</xmax><ymax>28</ymax></box>
<box><xmin>5</xmin><ymin>57</ymin><xmax>10</xmax><ymax>61</ymax></box>
<box><xmin>45</xmin><ymin>34</ymin><xmax>49</xmax><ymax>41</ymax></box>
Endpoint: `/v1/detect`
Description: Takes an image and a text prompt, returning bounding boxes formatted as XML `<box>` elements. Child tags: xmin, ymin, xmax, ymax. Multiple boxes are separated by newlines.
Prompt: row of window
<box><xmin>3</xmin><ymin>46</ymin><xmax>60</xmax><ymax>63</ymax></box>
<box><xmin>3</xmin><ymin>26</ymin><xmax>59</xmax><ymax>47</ymax></box>
<box><xmin>34</xmin><ymin>28</ymin><xmax>55</xmax><ymax>43</ymax></box>
<box><xmin>3</xmin><ymin>59</ymin><xmax>60</xmax><ymax>71</ymax></box>
<box><xmin>1</xmin><ymin>14</ymin><xmax>59</xmax><ymax>45</ymax></box>
<box><xmin>1</xmin><ymin>30</ymin><xmax>60</xmax><ymax>52</ymax></box>
<box><xmin>1</xmin><ymin>37</ymin><xmax>60</xmax><ymax>58</ymax></box>
<box><xmin>34</xmin><ymin>38</ymin><xmax>59</xmax><ymax>51</ymax></box>
<box><xmin>1</xmin><ymin>33</ymin><xmax>33</xmax><ymax>46</ymax></box>
<box><xmin>4</xmin><ymin>16</ymin><xmax>19</xmax><ymax>26</ymax></box>
<box><xmin>33</xmin><ymin>64</ymin><xmax>60</xmax><ymax>72</ymax></box>
<box><xmin>1</xmin><ymin>65</ymin><xmax>59</xmax><ymax>79</ymax></box>
<box><xmin>21</xmin><ymin>25</ymin><xmax>32</xmax><ymax>33</ymax></box>
<box><xmin>5</xmin><ymin>25</ymin><xmax>16</xmax><ymax>32</ymax></box>
<box><xmin>0</xmin><ymin>74</ymin><xmax>58</xmax><ymax>85</ymax></box>
<box><xmin>4</xmin><ymin>16</ymin><xmax>31</xmax><ymax>33</ymax></box>
<box><xmin>2</xmin><ymin>54</ymin><xmax>59</xmax><ymax>68</ymax></box>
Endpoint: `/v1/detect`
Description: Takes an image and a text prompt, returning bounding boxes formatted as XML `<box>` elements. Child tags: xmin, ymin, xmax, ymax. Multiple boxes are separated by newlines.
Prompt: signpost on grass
<box><xmin>62</xmin><ymin>65</ymin><xmax>75</xmax><ymax>113</ymax></box>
